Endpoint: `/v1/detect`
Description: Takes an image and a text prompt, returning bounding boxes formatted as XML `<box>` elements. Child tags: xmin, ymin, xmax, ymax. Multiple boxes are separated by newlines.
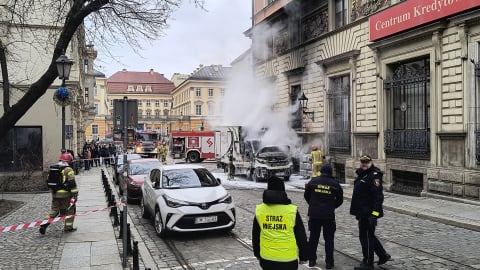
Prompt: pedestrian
<box><xmin>227</xmin><ymin>149</ymin><xmax>235</xmax><ymax>180</ymax></box>
<box><xmin>59</xmin><ymin>149</ymin><xmax>73</xmax><ymax>166</ymax></box>
<box><xmin>93</xmin><ymin>146</ymin><xmax>100</xmax><ymax>167</ymax></box>
<box><xmin>40</xmin><ymin>161</ymin><xmax>79</xmax><ymax>234</ymax></box>
<box><xmin>252</xmin><ymin>176</ymin><xmax>309</xmax><ymax>270</ymax></box>
<box><xmin>101</xmin><ymin>145</ymin><xmax>110</xmax><ymax>166</ymax></box>
<box><xmin>304</xmin><ymin>164</ymin><xmax>343</xmax><ymax>269</ymax></box>
<box><xmin>350</xmin><ymin>155</ymin><xmax>391</xmax><ymax>269</ymax></box>
<box><xmin>309</xmin><ymin>145</ymin><xmax>324</xmax><ymax>177</ymax></box>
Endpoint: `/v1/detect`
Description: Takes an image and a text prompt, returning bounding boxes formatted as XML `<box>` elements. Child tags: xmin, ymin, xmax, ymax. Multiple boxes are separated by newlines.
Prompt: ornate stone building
<box><xmin>250</xmin><ymin>0</ymin><xmax>480</xmax><ymax>202</ymax></box>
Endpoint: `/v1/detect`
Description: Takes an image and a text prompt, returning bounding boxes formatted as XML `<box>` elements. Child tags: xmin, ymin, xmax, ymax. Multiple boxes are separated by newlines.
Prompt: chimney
<box><xmin>149</xmin><ymin>68</ymin><xmax>154</xmax><ymax>74</ymax></box>
<box><xmin>122</xmin><ymin>68</ymin><xmax>127</xmax><ymax>72</ymax></box>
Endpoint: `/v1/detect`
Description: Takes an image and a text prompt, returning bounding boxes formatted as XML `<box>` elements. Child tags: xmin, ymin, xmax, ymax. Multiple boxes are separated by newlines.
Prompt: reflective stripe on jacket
<box><xmin>255</xmin><ymin>203</ymin><xmax>298</xmax><ymax>262</ymax></box>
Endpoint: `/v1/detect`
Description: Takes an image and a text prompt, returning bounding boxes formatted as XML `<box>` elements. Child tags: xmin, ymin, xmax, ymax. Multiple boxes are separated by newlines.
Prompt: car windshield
<box><xmin>129</xmin><ymin>161</ymin><xmax>160</xmax><ymax>175</ymax></box>
<box><xmin>162</xmin><ymin>168</ymin><xmax>219</xmax><ymax>189</ymax></box>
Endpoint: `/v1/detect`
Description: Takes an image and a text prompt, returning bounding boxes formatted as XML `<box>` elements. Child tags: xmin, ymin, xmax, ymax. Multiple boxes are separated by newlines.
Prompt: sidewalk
<box><xmin>288</xmin><ymin>179</ymin><xmax>480</xmax><ymax>232</ymax></box>
<box><xmin>57</xmin><ymin>167</ymin><xmax>122</xmax><ymax>270</ymax></box>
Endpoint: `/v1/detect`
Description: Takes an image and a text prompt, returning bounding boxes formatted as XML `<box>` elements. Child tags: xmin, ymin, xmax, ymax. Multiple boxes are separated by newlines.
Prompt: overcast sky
<box><xmin>96</xmin><ymin>0</ymin><xmax>252</xmax><ymax>79</ymax></box>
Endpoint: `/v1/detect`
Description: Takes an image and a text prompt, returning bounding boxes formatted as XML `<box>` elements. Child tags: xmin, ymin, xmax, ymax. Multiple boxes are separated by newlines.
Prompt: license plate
<box><xmin>194</xmin><ymin>216</ymin><xmax>218</xmax><ymax>224</ymax></box>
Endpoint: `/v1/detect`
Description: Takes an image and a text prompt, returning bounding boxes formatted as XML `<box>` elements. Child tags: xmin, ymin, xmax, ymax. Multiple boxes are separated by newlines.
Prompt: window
<box><xmin>94</xmin><ymin>103</ymin><xmax>99</xmax><ymax>115</ymax></box>
<box><xmin>335</xmin><ymin>0</ymin><xmax>348</xmax><ymax>29</ymax></box>
<box><xmin>0</xmin><ymin>126</ymin><xmax>43</xmax><ymax>172</ymax></box>
<box><xmin>145</xmin><ymin>85</ymin><xmax>152</xmax><ymax>92</ymax></box>
<box><xmin>208</xmin><ymin>103</ymin><xmax>215</xmax><ymax>116</ymax></box>
<box><xmin>196</xmin><ymin>104</ymin><xmax>202</xmax><ymax>116</ymax></box>
<box><xmin>290</xmin><ymin>85</ymin><xmax>302</xmax><ymax>131</ymax></box>
<box><xmin>128</xmin><ymin>85</ymin><xmax>134</xmax><ymax>92</ymax></box>
<box><xmin>327</xmin><ymin>75</ymin><xmax>351</xmax><ymax>153</ymax></box>
<box><xmin>208</xmin><ymin>88</ymin><xmax>214</xmax><ymax>97</ymax></box>
<box><xmin>138</xmin><ymin>110</ymin><xmax>143</xmax><ymax>118</ymax></box>
<box><xmin>146</xmin><ymin>110</ymin><xmax>151</xmax><ymax>118</ymax></box>
<box><xmin>138</xmin><ymin>100</ymin><xmax>143</xmax><ymax>106</ymax></box>
<box><xmin>196</xmin><ymin>88</ymin><xmax>201</xmax><ymax>97</ymax></box>
<box><xmin>155</xmin><ymin>100</ymin><xmax>160</xmax><ymax>107</ymax></box>
<box><xmin>155</xmin><ymin>110</ymin><xmax>161</xmax><ymax>118</ymax></box>
<box><xmin>85</xmin><ymin>88</ymin><xmax>89</xmax><ymax>100</ymax></box>
<box><xmin>384</xmin><ymin>57</ymin><xmax>430</xmax><ymax>158</ymax></box>
<box><xmin>136</xmin><ymin>85</ymin><xmax>143</xmax><ymax>92</ymax></box>
<box><xmin>93</xmin><ymin>86</ymin><xmax>98</xmax><ymax>96</ymax></box>
<box><xmin>146</xmin><ymin>100</ymin><xmax>151</xmax><ymax>107</ymax></box>
<box><xmin>221</xmin><ymin>88</ymin><xmax>226</xmax><ymax>96</ymax></box>
<box><xmin>164</xmin><ymin>100</ymin><xmax>169</xmax><ymax>107</ymax></box>
<box><xmin>265</xmin><ymin>0</ymin><xmax>276</xmax><ymax>6</ymax></box>
<box><xmin>92</xmin><ymin>125</ymin><xmax>99</xmax><ymax>135</ymax></box>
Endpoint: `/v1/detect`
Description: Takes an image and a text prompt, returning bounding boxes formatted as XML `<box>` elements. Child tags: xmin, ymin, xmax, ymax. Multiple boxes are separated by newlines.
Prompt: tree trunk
<box><xmin>0</xmin><ymin>40</ymin><xmax>10</xmax><ymax>112</ymax></box>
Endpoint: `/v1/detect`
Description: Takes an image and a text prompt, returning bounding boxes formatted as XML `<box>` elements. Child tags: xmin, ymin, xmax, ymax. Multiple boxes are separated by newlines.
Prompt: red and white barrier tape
<box><xmin>0</xmin><ymin>201</ymin><xmax>126</xmax><ymax>233</ymax></box>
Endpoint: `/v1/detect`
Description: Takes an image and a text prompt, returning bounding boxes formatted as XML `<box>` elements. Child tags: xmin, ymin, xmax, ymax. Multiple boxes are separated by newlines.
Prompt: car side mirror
<box><xmin>217</xmin><ymin>178</ymin><xmax>221</xmax><ymax>184</ymax></box>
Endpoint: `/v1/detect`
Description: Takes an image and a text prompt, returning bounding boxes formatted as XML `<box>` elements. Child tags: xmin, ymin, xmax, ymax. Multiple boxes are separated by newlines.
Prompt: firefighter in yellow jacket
<box><xmin>158</xmin><ymin>142</ymin><xmax>168</xmax><ymax>164</ymax></box>
<box><xmin>40</xmin><ymin>161</ymin><xmax>79</xmax><ymax>234</ymax></box>
<box><xmin>310</xmin><ymin>145</ymin><xmax>324</xmax><ymax>177</ymax></box>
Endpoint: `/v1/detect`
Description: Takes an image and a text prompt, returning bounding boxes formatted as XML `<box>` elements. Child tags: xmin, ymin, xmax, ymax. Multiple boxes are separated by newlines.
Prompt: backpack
<box><xmin>47</xmin><ymin>164</ymin><xmax>67</xmax><ymax>191</ymax></box>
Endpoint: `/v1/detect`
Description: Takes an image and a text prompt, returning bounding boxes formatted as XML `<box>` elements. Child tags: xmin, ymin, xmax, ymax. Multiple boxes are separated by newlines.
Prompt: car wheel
<box><xmin>141</xmin><ymin>198</ymin><xmax>149</xmax><ymax>219</ymax></box>
<box><xmin>187</xmin><ymin>151</ymin><xmax>200</xmax><ymax>163</ymax></box>
<box><xmin>154</xmin><ymin>208</ymin><xmax>167</xmax><ymax>238</ymax></box>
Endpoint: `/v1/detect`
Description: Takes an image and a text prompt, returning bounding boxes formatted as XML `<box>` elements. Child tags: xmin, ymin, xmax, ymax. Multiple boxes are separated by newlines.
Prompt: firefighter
<box><xmin>252</xmin><ymin>176</ymin><xmax>309</xmax><ymax>270</ymax></box>
<box><xmin>227</xmin><ymin>149</ymin><xmax>235</xmax><ymax>180</ymax></box>
<box><xmin>309</xmin><ymin>145</ymin><xmax>324</xmax><ymax>177</ymax></box>
<box><xmin>158</xmin><ymin>142</ymin><xmax>168</xmax><ymax>164</ymax></box>
<box><xmin>40</xmin><ymin>161</ymin><xmax>79</xmax><ymax>234</ymax></box>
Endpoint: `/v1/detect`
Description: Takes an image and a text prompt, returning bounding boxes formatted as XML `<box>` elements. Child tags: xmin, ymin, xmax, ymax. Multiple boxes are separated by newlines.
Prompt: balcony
<box><xmin>328</xmin><ymin>131</ymin><xmax>351</xmax><ymax>153</ymax></box>
<box><xmin>105</xmin><ymin>115</ymin><xmax>191</xmax><ymax>122</ymax></box>
<box><xmin>384</xmin><ymin>129</ymin><xmax>430</xmax><ymax>159</ymax></box>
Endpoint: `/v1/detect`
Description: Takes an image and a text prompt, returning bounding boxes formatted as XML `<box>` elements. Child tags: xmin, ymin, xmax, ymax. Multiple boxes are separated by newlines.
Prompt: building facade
<box><xmin>85</xmin><ymin>75</ymin><xmax>109</xmax><ymax>141</ymax></box>
<box><xmin>0</xmin><ymin>1</ymin><xmax>95</xmax><ymax>172</ymax></box>
<box><xmin>250</xmin><ymin>0</ymin><xmax>480</xmax><ymax>201</ymax></box>
<box><xmin>170</xmin><ymin>65</ymin><xmax>231</xmax><ymax>131</ymax></box>
<box><xmin>106</xmin><ymin>69</ymin><xmax>175</xmax><ymax>137</ymax></box>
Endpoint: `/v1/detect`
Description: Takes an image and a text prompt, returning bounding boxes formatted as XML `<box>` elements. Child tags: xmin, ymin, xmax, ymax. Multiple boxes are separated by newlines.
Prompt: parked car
<box><xmin>119</xmin><ymin>158</ymin><xmax>162</xmax><ymax>203</ymax></box>
<box><xmin>141</xmin><ymin>164</ymin><xmax>235</xmax><ymax>237</ymax></box>
<box><xmin>112</xmin><ymin>154</ymin><xmax>142</xmax><ymax>185</ymax></box>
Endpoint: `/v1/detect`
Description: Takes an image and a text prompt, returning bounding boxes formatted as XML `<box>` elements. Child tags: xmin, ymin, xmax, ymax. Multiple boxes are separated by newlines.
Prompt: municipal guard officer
<box><xmin>304</xmin><ymin>164</ymin><xmax>343</xmax><ymax>269</ymax></box>
<box><xmin>40</xmin><ymin>161</ymin><xmax>79</xmax><ymax>234</ymax></box>
<box><xmin>350</xmin><ymin>155</ymin><xmax>391</xmax><ymax>269</ymax></box>
<box><xmin>252</xmin><ymin>176</ymin><xmax>309</xmax><ymax>270</ymax></box>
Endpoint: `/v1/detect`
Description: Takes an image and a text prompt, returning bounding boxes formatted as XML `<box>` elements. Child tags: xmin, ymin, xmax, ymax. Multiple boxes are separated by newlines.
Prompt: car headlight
<box><xmin>163</xmin><ymin>195</ymin><xmax>189</xmax><ymax>208</ymax></box>
<box><xmin>218</xmin><ymin>193</ymin><xmax>232</xmax><ymax>204</ymax></box>
<box><xmin>136</xmin><ymin>147</ymin><xmax>141</xmax><ymax>152</ymax></box>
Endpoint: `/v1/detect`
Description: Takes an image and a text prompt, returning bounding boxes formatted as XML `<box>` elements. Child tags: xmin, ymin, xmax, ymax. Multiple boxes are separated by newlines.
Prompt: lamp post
<box><xmin>56</xmin><ymin>51</ymin><xmax>73</xmax><ymax>149</ymax></box>
<box><xmin>200</xmin><ymin>117</ymin><xmax>205</xmax><ymax>131</ymax></box>
<box><xmin>298</xmin><ymin>92</ymin><xmax>314</xmax><ymax>121</ymax></box>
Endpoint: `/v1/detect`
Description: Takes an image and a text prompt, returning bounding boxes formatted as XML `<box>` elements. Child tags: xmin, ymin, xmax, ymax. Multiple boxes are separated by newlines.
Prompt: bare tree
<box><xmin>0</xmin><ymin>0</ymin><xmax>203</xmax><ymax>140</ymax></box>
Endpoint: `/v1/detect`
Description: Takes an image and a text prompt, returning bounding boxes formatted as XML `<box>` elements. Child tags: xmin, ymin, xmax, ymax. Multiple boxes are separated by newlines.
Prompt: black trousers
<box><xmin>358</xmin><ymin>218</ymin><xmax>387</xmax><ymax>265</ymax></box>
<box><xmin>308</xmin><ymin>218</ymin><xmax>336</xmax><ymax>265</ymax></box>
<box><xmin>259</xmin><ymin>258</ymin><xmax>298</xmax><ymax>270</ymax></box>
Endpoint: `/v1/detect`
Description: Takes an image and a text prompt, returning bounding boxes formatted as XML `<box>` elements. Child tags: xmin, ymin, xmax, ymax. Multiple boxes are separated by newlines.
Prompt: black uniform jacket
<box><xmin>252</xmin><ymin>190</ymin><xmax>309</xmax><ymax>261</ymax></box>
<box><xmin>350</xmin><ymin>165</ymin><xmax>384</xmax><ymax>219</ymax></box>
<box><xmin>304</xmin><ymin>175</ymin><xmax>343</xmax><ymax>220</ymax></box>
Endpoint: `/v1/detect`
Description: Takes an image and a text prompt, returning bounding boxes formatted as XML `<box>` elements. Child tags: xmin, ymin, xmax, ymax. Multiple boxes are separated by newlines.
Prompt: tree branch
<box><xmin>0</xmin><ymin>39</ymin><xmax>10</xmax><ymax>112</ymax></box>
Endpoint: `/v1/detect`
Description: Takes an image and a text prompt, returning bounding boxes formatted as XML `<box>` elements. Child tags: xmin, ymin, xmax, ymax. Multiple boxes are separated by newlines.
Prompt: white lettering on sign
<box><xmin>375</xmin><ymin>12</ymin><xmax>411</xmax><ymax>31</ymax></box>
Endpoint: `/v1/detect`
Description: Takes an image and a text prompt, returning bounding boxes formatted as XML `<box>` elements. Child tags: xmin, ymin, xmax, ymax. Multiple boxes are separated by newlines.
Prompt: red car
<box><xmin>120</xmin><ymin>158</ymin><xmax>162</xmax><ymax>203</ymax></box>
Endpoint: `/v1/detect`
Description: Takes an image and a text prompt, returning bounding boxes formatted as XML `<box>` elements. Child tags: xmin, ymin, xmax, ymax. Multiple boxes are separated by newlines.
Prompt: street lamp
<box><xmin>299</xmin><ymin>92</ymin><xmax>314</xmax><ymax>121</ymax></box>
<box><xmin>200</xmin><ymin>117</ymin><xmax>205</xmax><ymax>131</ymax></box>
<box><xmin>56</xmin><ymin>51</ymin><xmax>73</xmax><ymax>149</ymax></box>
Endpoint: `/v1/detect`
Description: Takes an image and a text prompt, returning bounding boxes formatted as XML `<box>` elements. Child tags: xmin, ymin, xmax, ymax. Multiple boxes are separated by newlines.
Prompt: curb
<box><xmin>288</xmin><ymin>183</ymin><xmax>480</xmax><ymax>232</ymax></box>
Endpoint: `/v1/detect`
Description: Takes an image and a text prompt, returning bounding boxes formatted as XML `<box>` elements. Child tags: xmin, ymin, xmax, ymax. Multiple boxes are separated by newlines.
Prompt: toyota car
<box><xmin>141</xmin><ymin>164</ymin><xmax>235</xmax><ymax>237</ymax></box>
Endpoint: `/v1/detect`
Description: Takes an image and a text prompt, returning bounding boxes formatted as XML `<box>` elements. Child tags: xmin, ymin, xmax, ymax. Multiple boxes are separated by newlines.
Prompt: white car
<box><xmin>141</xmin><ymin>164</ymin><xmax>235</xmax><ymax>237</ymax></box>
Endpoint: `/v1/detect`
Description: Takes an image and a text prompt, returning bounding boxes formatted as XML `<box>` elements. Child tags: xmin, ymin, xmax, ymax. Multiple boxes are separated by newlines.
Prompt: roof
<box><xmin>107</xmin><ymin>69</ymin><xmax>175</xmax><ymax>94</ymax></box>
<box><xmin>189</xmin><ymin>65</ymin><xmax>231</xmax><ymax>81</ymax></box>
<box><xmin>90</xmin><ymin>69</ymin><xmax>106</xmax><ymax>77</ymax></box>
<box><xmin>231</xmin><ymin>48</ymin><xmax>252</xmax><ymax>65</ymax></box>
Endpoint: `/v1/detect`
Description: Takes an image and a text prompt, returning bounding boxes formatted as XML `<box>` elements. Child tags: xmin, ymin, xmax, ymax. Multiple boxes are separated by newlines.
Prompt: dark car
<box><xmin>119</xmin><ymin>158</ymin><xmax>162</xmax><ymax>203</ymax></box>
<box><xmin>112</xmin><ymin>154</ymin><xmax>142</xmax><ymax>185</ymax></box>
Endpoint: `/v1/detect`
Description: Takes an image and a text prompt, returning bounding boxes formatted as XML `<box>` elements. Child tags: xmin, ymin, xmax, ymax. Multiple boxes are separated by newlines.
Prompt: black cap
<box><xmin>267</xmin><ymin>176</ymin><xmax>285</xmax><ymax>191</ymax></box>
<box><xmin>360</xmin><ymin>155</ymin><xmax>372</xmax><ymax>162</ymax></box>
<box><xmin>320</xmin><ymin>164</ymin><xmax>333</xmax><ymax>176</ymax></box>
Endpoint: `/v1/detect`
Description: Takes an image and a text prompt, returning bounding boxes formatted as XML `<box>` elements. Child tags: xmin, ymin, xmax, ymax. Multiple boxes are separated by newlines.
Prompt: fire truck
<box><xmin>170</xmin><ymin>131</ymin><xmax>215</xmax><ymax>163</ymax></box>
<box><xmin>134</xmin><ymin>130</ymin><xmax>161</xmax><ymax>158</ymax></box>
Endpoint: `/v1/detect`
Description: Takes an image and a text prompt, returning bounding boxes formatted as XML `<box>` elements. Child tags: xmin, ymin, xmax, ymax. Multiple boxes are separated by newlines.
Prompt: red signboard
<box><xmin>369</xmin><ymin>0</ymin><xmax>480</xmax><ymax>41</ymax></box>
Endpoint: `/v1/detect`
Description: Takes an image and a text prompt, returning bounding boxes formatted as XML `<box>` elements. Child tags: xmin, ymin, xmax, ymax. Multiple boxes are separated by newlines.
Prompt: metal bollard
<box><xmin>108</xmin><ymin>194</ymin><xmax>115</xmax><ymax>207</ymax></box>
<box><xmin>127</xmin><ymin>223</ymin><xmax>132</xmax><ymax>256</ymax></box>
<box><xmin>119</xmin><ymin>211</ymin><xmax>123</xmax><ymax>239</ymax></box>
<box><xmin>112</xmin><ymin>206</ymin><xmax>120</xmax><ymax>226</ymax></box>
<box><xmin>132</xmin><ymin>241</ymin><xmax>139</xmax><ymax>270</ymax></box>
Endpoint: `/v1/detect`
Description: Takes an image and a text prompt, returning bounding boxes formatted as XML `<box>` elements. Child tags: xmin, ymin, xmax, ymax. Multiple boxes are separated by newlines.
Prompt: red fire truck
<box><xmin>170</xmin><ymin>131</ymin><xmax>215</xmax><ymax>163</ymax></box>
<box><xmin>134</xmin><ymin>130</ymin><xmax>161</xmax><ymax>158</ymax></box>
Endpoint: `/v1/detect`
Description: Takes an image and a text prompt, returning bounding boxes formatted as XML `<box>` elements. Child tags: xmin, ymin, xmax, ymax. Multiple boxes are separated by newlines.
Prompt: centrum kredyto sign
<box><xmin>369</xmin><ymin>0</ymin><xmax>480</xmax><ymax>41</ymax></box>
